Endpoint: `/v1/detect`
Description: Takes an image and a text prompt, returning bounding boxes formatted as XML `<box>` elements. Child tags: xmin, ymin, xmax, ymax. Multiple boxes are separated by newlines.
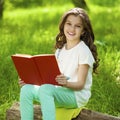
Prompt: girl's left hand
<box><xmin>55</xmin><ymin>74</ymin><xmax>68</xmax><ymax>86</ymax></box>
<box><xmin>18</xmin><ymin>77</ymin><xmax>26</xmax><ymax>87</ymax></box>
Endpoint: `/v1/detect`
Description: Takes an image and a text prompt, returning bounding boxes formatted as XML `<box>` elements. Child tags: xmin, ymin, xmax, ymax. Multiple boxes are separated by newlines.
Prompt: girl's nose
<box><xmin>70</xmin><ymin>25</ymin><xmax>75</xmax><ymax>32</ymax></box>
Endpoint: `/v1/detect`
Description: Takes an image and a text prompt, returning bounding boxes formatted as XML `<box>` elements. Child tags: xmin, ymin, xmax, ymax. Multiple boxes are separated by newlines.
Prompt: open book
<box><xmin>11</xmin><ymin>54</ymin><xmax>61</xmax><ymax>85</ymax></box>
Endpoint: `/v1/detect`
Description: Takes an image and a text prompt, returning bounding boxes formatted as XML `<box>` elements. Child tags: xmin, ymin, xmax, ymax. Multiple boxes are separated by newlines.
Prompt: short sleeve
<box><xmin>78</xmin><ymin>48</ymin><xmax>95</xmax><ymax>68</ymax></box>
<box><xmin>55</xmin><ymin>49</ymin><xmax>60</xmax><ymax>59</ymax></box>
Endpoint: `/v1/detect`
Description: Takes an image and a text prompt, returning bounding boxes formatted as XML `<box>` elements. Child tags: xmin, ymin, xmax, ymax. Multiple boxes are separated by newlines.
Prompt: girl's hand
<box><xmin>18</xmin><ymin>77</ymin><xmax>26</xmax><ymax>87</ymax></box>
<box><xmin>55</xmin><ymin>74</ymin><xmax>68</xmax><ymax>86</ymax></box>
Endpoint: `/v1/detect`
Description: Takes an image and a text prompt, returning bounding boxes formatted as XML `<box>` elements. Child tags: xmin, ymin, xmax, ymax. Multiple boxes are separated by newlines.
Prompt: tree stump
<box><xmin>6</xmin><ymin>102</ymin><xmax>42</xmax><ymax>120</ymax></box>
<box><xmin>6</xmin><ymin>102</ymin><xmax>120</xmax><ymax>120</ymax></box>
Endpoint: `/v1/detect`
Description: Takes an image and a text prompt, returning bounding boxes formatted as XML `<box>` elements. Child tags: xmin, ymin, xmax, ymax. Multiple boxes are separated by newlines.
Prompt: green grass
<box><xmin>0</xmin><ymin>1</ymin><xmax>120</xmax><ymax>119</ymax></box>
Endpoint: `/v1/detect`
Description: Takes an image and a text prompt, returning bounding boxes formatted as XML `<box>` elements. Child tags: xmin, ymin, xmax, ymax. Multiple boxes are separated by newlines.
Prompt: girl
<box><xmin>19</xmin><ymin>7</ymin><xmax>99</xmax><ymax>120</ymax></box>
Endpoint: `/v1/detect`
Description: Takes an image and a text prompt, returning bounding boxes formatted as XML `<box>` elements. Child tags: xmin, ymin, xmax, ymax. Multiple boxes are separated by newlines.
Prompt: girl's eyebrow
<box><xmin>65</xmin><ymin>19</ymin><xmax>71</xmax><ymax>22</ymax></box>
<box><xmin>66</xmin><ymin>20</ymin><xmax>82</xmax><ymax>25</ymax></box>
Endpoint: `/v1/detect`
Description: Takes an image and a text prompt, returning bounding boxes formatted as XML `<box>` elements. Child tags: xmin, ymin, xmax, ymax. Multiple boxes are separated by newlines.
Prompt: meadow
<box><xmin>0</xmin><ymin>0</ymin><xmax>120</xmax><ymax>119</ymax></box>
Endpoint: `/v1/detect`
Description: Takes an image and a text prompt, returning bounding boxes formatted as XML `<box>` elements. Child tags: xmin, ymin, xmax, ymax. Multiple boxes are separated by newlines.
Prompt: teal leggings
<box><xmin>20</xmin><ymin>84</ymin><xmax>78</xmax><ymax>120</ymax></box>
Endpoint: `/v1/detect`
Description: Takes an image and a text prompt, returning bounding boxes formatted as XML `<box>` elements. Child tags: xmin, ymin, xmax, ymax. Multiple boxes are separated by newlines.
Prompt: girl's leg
<box><xmin>38</xmin><ymin>84</ymin><xmax>77</xmax><ymax>120</ymax></box>
<box><xmin>20</xmin><ymin>84</ymin><xmax>40</xmax><ymax>120</ymax></box>
<box><xmin>38</xmin><ymin>84</ymin><xmax>56</xmax><ymax>120</ymax></box>
<box><xmin>53</xmin><ymin>86</ymin><xmax>77</xmax><ymax>108</ymax></box>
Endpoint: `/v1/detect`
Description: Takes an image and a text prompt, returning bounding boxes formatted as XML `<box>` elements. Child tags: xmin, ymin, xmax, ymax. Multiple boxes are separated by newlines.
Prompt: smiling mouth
<box><xmin>68</xmin><ymin>32</ymin><xmax>75</xmax><ymax>36</ymax></box>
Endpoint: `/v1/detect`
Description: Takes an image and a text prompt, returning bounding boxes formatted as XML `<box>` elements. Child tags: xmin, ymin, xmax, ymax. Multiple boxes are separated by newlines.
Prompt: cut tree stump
<box><xmin>6</xmin><ymin>102</ymin><xmax>120</xmax><ymax>120</ymax></box>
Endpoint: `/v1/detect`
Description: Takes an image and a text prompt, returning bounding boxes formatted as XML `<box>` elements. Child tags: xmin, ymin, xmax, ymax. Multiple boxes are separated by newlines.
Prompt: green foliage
<box><xmin>0</xmin><ymin>0</ymin><xmax>120</xmax><ymax>119</ymax></box>
<box><xmin>7</xmin><ymin>0</ymin><xmax>43</xmax><ymax>8</ymax></box>
<box><xmin>87</xmin><ymin>47</ymin><xmax>120</xmax><ymax>115</ymax></box>
<box><xmin>5</xmin><ymin>0</ymin><xmax>72</xmax><ymax>9</ymax></box>
<box><xmin>88</xmin><ymin>0</ymin><xmax>120</xmax><ymax>7</ymax></box>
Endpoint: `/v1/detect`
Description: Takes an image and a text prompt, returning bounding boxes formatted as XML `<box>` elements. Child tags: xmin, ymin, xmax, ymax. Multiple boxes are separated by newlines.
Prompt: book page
<box><xmin>13</xmin><ymin>54</ymin><xmax>32</xmax><ymax>58</ymax></box>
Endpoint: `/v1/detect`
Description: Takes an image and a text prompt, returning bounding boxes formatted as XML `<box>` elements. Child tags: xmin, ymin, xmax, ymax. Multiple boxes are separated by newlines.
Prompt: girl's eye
<box><xmin>75</xmin><ymin>25</ymin><xmax>81</xmax><ymax>28</ymax></box>
<box><xmin>66</xmin><ymin>22</ymin><xmax>71</xmax><ymax>25</ymax></box>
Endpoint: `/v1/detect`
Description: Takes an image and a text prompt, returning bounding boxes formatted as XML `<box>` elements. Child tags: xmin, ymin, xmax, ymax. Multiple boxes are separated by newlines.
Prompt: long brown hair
<box><xmin>55</xmin><ymin>8</ymin><xmax>99</xmax><ymax>73</ymax></box>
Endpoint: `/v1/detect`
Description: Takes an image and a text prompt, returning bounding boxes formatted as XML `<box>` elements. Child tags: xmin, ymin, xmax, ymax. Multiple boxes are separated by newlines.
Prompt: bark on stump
<box><xmin>6</xmin><ymin>102</ymin><xmax>120</xmax><ymax>120</ymax></box>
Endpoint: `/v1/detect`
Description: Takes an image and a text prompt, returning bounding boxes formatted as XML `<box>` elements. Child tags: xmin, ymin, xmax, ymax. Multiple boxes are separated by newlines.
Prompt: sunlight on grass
<box><xmin>4</xmin><ymin>4</ymin><xmax>74</xmax><ymax>19</ymax></box>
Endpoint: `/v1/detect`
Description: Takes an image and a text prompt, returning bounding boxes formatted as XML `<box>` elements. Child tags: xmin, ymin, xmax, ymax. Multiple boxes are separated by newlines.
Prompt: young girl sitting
<box><xmin>19</xmin><ymin>7</ymin><xmax>99</xmax><ymax>120</ymax></box>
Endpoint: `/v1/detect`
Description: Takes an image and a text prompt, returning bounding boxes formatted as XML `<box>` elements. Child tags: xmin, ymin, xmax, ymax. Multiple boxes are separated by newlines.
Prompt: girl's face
<box><xmin>64</xmin><ymin>14</ymin><xmax>84</xmax><ymax>42</ymax></box>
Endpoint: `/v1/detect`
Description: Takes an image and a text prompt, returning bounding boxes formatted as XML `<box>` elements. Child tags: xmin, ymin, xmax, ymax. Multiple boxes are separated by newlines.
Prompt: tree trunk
<box><xmin>0</xmin><ymin>0</ymin><xmax>4</xmax><ymax>18</ymax></box>
<box><xmin>6</xmin><ymin>102</ymin><xmax>120</xmax><ymax>120</ymax></box>
<box><xmin>72</xmin><ymin>0</ymin><xmax>89</xmax><ymax>10</ymax></box>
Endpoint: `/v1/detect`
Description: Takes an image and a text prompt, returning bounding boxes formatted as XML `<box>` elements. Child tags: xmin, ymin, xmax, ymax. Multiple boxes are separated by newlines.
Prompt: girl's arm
<box><xmin>56</xmin><ymin>64</ymin><xmax>89</xmax><ymax>90</ymax></box>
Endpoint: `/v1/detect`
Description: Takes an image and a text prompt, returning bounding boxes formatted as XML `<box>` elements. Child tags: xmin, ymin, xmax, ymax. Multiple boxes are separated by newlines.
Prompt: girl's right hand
<box><xmin>18</xmin><ymin>77</ymin><xmax>26</xmax><ymax>87</ymax></box>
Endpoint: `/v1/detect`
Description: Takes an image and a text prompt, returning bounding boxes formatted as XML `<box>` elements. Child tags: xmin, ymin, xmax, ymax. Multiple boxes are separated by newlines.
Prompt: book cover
<box><xmin>11</xmin><ymin>54</ymin><xmax>60</xmax><ymax>85</ymax></box>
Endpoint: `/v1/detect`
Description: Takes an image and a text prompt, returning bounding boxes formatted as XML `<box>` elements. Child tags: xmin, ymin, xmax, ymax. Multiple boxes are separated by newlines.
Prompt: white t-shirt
<box><xmin>55</xmin><ymin>41</ymin><xmax>95</xmax><ymax>107</ymax></box>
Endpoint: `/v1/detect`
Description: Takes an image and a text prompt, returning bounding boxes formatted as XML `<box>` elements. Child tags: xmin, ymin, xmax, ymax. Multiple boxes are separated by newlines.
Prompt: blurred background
<box><xmin>0</xmin><ymin>0</ymin><xmax>120</xmax><ymax>119</ymax></box>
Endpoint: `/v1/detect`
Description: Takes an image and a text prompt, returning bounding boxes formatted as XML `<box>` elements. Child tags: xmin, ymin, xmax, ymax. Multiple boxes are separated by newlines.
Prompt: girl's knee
<box><xmin>21</xmin><ymin>84</ymin><xmax>33</xmax><ymax>92</ymax></box>
<box><xmin>39</xmin><ymin>84</ymin><xmax>55</xmax><ymax>95</ymax></box>
<box><xmin>40</xmin><ymin>84</ymin><xmax>54</xmax><ymax>90</ymax></box>
<box><xmin>20</xmin><ymin>84</ymin><xmax>34</xmax><ymax>98</ymax></box>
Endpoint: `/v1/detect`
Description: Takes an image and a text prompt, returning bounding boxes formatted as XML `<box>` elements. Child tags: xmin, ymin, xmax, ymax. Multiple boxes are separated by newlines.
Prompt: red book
<box><xmin>11</xmin><ymin>54</ymin><xmax>60</xmax><ymax>85</ymax></box>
